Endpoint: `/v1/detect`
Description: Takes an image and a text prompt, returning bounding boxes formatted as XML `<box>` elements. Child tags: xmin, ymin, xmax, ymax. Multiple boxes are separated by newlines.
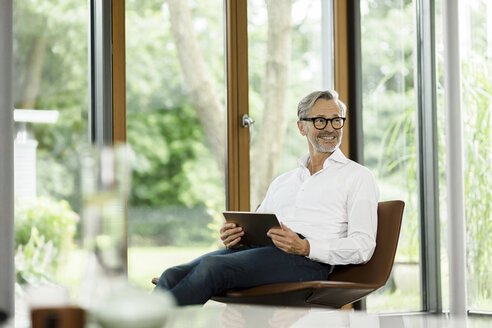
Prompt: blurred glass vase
<box><xmin>79</xmin><ymin>145</ymin><xmax>130</xmax><ymax>308</ymax></box>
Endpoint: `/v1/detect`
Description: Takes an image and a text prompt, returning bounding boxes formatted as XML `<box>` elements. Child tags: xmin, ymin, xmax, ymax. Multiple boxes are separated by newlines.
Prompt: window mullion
<box><xmin>225</xmin><ymin>0</ymin><xmax>249</xmax><ymax>211</ymax></box>
<box><xmin>0</xmin><ymin>0</ymin><xmax>14</xmax><ymax>317</ymax></box>
<box><xmin>89</xmin><ymin>0</ymin><xmax>113</xmax><ymax>146</ymax></box>
<box><xmin>415</xmin><ymin>0</ymin><xmax>442</xmax><ymax>313</ymax></box>
<box><xmin>442</xmin><ymin>0</ymin><xmax>467</xmax><ymax>317</ymax></box>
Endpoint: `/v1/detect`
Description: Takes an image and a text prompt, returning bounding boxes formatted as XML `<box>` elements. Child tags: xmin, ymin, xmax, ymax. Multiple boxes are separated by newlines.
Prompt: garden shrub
<box><xmin>15</xmin><ymin>197</ymin><xmax>78</xmax><ymax>284</ymax></box>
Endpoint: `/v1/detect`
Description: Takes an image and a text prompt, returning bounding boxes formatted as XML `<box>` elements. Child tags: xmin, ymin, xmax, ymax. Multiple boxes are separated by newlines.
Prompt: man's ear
<box><xmin>297</xmin><ymin>121</ymin><xmax>306</xmax><ymax>136</ymax></box>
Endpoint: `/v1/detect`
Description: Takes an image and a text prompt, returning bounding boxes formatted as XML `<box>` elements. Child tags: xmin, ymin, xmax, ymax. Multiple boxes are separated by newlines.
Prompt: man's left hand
<box><xmin>267</xmin><ymin>223</ymin><xmax>310</xmax><ymax>256</ymax></box>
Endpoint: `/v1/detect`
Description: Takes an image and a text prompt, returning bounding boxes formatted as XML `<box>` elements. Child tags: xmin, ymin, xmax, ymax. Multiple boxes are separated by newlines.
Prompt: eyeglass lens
<box><xmin>313</xmin><ymin>117</ymin><xmax>344</xmax><ymax>130</ymax></box>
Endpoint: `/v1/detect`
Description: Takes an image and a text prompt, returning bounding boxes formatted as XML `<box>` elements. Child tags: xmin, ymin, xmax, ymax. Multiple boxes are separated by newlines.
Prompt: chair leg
<box><xmin>353</xmin><ymin>299</ymin><xmax>366</xmax><ymax>311</ymax></box>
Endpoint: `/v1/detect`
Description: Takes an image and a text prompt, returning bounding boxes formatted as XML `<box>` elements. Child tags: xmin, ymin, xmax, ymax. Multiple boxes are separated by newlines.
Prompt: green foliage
<box><xmin>15</xmin><ymin>197</ymin><xmax>78</xmax><ymax>251</ymax></box>
<box><xmin>15</xmin><ymin>228</ymin><xmax>57</xmax><ymax>284</ymax></box>
<box><xmin>12</xmin><ymin>0</ymin><xmax>492</xmax><ymax>311</ymax></box>
<box><xmin>434</xmin><ymin>1</ymin><xmax>492</xmax><ymax>309</ymax></box>
<box><xmin>126</xmin><ymin>106</ymin><xmax>223</xmax><ymax>246</ymax></box>
<box><xmin>14</xmin><ymin>0</ymin><xmax>88</xmax><ymax>214</ymax></box>
<box><xmin>128</xmin><ymin>105</ymin><xmax>211</xmax><ymax>206</ymax></box>
<box><xmin>125</xmin><ymin>0</ymin><xmax>225</xmax><ymax>115</ymax></box>
<box><xmin>374</xmin><ymin>103</ymin><xmax>419</xmax><ymax>261</ymax></box>
<box><xmin>361</xmin><ymin>0</ymin><xmax>414</xmax><ymax>98</ymax></box>
<box><xmin>14</xmin><ymin>0</ymin><xmax>227</xmax><ymax>250</ymax></box>
<box><xmin>362</xmin><ymin>0</ymin><xmax>492</xmax><ymax>309</ymax></box>
<box><xmin>361</xmin><ymin>0</ymin><xmax>419</xmax><ymax>265</ymax></box>
<box><xmin>13</xmin><ymin>0</ymin><xmax>88</xmax><ymax>109</ymax></box>
<box><xmin>15</xmin><ymin>197</ymin><xmax>79</xmax><ymax>283</ymax></box>
<box><xmin>128</xmin><ymin>205</ymin><xmax>215</xmax><ymax>246</ymax></box>
<box><xmin>125</xmin><ymin>0</ymin><xmax>227</xmax><ymax>245</ymax></box>
<box><xmin>461</xmin><ymin>56</ymin><xmax>492</xmax><ymax>307</ymax></box>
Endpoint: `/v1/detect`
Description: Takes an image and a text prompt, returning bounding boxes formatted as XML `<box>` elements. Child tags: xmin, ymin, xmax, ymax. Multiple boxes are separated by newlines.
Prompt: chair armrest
<box><xmin>217</xmin><ymin>280</ymin><xmax>379</xmax><ymax>298</ymax></box>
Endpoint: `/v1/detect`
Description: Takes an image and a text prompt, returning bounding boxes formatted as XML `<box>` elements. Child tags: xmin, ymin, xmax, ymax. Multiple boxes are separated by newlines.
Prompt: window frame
<box><xmin>415</xmin><ymin>0</ymin><xmax>442</xmax><ymax>313</ymax></box>
<box><xmin>0</xmin><ymin>0</ymin><xmax>14</xmax><ymax>316</ymax></box>
<box><xmin>13</xmin><ymin>0</ymin><xmax>489</xmax><ymax>316</ymax></box>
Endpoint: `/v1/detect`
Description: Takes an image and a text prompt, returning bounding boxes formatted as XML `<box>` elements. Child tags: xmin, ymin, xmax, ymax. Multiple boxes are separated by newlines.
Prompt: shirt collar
<box><xmin>327</xmin><ymin>148</ymin><xmax>348</xmax><ymax>166</ymax></box>
<box><xmin>298</xmin><ymin>148</ymin><xmax>348</xmax><ymax>170</ymax></box>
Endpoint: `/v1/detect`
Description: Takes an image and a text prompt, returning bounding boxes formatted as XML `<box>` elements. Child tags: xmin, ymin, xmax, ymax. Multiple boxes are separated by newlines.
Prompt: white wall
<box><xmin>0</xmin><ymin>0</ymin><xmax>14</xmax><ymax>317</ymax></box>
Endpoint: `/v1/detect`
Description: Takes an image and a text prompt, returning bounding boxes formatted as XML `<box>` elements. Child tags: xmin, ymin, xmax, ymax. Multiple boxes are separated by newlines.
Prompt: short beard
<box><xmin>307</xmin><ymin>133</ymin><xmax>341</xmax><ymax>153</ymax></box>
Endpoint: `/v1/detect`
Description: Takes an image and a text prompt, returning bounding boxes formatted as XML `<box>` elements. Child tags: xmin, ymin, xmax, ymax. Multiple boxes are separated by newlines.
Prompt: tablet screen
<box><xmin>223</xmin><ymin>211</ymin><xmax>280</xmax><ymax>246</ymax></box>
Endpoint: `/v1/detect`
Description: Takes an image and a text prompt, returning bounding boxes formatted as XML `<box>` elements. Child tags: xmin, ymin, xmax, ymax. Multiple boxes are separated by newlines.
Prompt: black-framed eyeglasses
<box><xmin>299</xmin><ymin>116</ymin><xmax>346</xmax><ymax>130</ymax></box>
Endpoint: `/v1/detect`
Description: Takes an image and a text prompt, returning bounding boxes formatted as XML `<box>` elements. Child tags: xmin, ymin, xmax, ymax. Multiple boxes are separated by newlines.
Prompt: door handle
<box><xmin>241</xmin><ymin>114</ymin><xmax>255</xmax><ymax>142</ymax></box>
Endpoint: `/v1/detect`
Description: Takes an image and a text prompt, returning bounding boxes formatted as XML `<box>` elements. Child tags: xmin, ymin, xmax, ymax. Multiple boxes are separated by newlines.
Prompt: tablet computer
<box><xmin>222</xmin><ymin>211</ymin><xmax>280</xmax><ymax>246</ymax></box>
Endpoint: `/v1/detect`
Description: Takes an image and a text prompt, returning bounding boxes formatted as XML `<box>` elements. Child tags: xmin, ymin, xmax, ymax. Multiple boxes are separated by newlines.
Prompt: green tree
<box><xmin>14</xmin><ymin>0</ymin><xmax>88</xmax><ymax>212</ymax></box>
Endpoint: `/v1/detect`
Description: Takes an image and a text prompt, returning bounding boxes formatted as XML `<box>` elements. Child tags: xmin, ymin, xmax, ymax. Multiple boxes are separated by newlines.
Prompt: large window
<box><xmin>360</xmin><ymin>0</ymin><xmax>420</xmax><ymax>312</ymax></box>
<box><xmin>459</xmin><ymin>0</ymin><xmax>492</xmax><ymax>311</ymax></box>
<box><xmin>125</xmin><ymin>0</ymin><xmax>227</xmax><ymax>290</ymax></box>
<box><xmin>11</xmin><ymin>0</ymin><xmax>490</xmax><ymax>316</ymax></box>
<box><xmin>362</xmin><ymin>0</ymin><xmax>492</xmax><ymax>314</ymax></box>
<box><xmin>13</xmin><ymin>0</ymin><xmax>88</xmax><ymax>299</ymax></box>
<box><xmin>126</xmin><ymin>0</ymin><xmax>336</xmax><ymax>290</ymax></box>
<box><xmin>436</xmin><ymin>0</ymin><xmax>492</xmax><ymax>312</ymax></box>
<box><xmin>247</xmin><ymin>0</ymin><xmax>331</xmax><ymax>208</ymax></box>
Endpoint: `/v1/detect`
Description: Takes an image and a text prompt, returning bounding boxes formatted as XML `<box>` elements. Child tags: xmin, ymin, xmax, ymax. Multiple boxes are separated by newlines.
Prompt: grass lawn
<box><xmin>367</xmin><ymin>289</ymin><xmax>420</xmax><ymax>313</ymax></box>
<box><xmin>47</xmin><ymin>246</ymin><xmax>216</xmax><ymax>301</ymax></box>
<box><xmin>128</xmin><ymin>245</ymin><xmax>217</xmax><ymax>291</ymax></box>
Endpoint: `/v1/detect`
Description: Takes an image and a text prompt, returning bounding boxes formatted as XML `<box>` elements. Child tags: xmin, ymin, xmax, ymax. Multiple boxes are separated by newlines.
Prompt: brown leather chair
<box><xmin>152</xmin><ymin>200</ymin><xmax>404</xmax><ymax>308</ymax></box>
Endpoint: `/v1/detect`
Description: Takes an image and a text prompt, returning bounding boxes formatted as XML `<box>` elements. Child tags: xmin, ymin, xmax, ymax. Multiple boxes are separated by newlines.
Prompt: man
<box><xmin>154</xmin><ymin>90</ymin><xmax>379</xmax><ymax>306</ymax></box>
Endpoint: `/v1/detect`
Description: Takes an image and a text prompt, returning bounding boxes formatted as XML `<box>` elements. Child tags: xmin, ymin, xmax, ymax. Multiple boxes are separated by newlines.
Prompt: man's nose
<box><xmin>323</xmin><ymin>122</ymin><xmax>335</xmax><ymax>132</ymax></box>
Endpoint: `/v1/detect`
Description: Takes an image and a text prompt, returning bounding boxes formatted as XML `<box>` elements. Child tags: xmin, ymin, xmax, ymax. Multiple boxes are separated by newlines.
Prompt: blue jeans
<box><xmin>154</xmin><ymin>245</ymin><xmax>332</xmax><ymax>306</ymax></box>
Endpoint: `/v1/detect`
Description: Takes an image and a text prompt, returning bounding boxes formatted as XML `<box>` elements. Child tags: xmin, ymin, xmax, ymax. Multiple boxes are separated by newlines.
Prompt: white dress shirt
<box><xmin>256</xmin><ymin>148</ymin><xmax>379</xmax><ymax>265</ymax></box>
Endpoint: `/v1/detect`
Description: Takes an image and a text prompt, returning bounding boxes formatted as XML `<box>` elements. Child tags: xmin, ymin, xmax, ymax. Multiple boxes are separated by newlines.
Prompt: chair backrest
<box><xmin>328</xmin><ymin>200</ymin><xmax>404</xmax><ymax>286</ymax></box>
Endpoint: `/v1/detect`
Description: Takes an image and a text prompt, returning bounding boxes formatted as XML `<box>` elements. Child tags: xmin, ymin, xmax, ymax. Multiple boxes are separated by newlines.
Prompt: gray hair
<box><xmin>297</xmin><ymin>90</ymin><xmax>347</xmax><ymax>119</ymax></box>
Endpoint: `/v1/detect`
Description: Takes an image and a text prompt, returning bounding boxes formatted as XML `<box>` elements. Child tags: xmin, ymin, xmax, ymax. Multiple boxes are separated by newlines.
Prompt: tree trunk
<box><xmin>167</xmin><ymin>0</ymin><xmax>226</xmax><ymax>175</ymax></box>
<box><xmin>250</xmin><ymin>0</ymin><xmax>292</xmax><ymax>208</ymax></box>
<box><xmin>19</xmin><ymin>36</ymin><xmax>47</xmax><ymax>109</ymax></box>
<box><xmin>168</xmin><ymin>0</ymin><xmax>292</xmax><ymax>208</ymax></box>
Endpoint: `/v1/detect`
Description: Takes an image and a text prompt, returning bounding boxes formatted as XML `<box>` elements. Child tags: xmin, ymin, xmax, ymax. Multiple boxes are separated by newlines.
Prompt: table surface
<box><xmin>168</xmin><ymin>303</ymin><xmax>490</xmax><ymax>328</ymax></box>
<box><xmin>4</xmin><ymin>300</ymin><xmax>491</xmax><ymax>328</ymax></box>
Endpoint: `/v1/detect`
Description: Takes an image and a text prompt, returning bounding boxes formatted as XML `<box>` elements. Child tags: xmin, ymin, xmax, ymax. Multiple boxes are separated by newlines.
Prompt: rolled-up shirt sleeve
<box><xmin>307</xmin><ymin>169</ymin><xmax>379</xmax><ymax>265</ymax></box>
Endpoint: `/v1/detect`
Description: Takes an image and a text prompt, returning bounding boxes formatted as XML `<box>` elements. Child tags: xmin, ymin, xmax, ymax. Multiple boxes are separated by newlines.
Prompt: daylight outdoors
<box><xmin>361</xmin><ymin>0</ymin><xmax>492</xmax><ymax>312</ymax></box>
<box><xmin>13</xmin><ymin>0</ymin><xmax>88</xmax><ymax>298</ymax></box>
<box><xmin>125</xmin><ymin>0</ymin><xmax>328</xmax><ymax>292</ymax></box>
<box><xmin>12</xmin><ymin>0</ymin><xmax>492</xmax><ymax>314</ymax></box>
<box><xmin>360</xmin><ymin>0</ymin><xmax>420</xmax><ymax>311</ymax></box>
<box><xmin>125</xmin><ymin>0</ymin><xmax>227</xmax><ymax>289</ymax></box>
<box><xmin>436</xmin><ymin>0</ymin><xmax>492</xmax><ymax>311</ymax></box>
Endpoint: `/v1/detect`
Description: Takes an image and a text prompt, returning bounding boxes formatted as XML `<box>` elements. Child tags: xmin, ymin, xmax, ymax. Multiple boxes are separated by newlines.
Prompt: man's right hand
<box><xmin>220</xmin><ymin>222</ymin><xmax>244</xmax><ymax>248</ymax></box>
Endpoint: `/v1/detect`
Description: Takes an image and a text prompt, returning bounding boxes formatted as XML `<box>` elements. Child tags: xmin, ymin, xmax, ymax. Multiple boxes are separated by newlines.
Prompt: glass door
<box><xmin>360</xmin><ymin>0</ymin><xmax>420</xmax><ymax>312</ymax></box>
<box><xmin>436</xmin><ymin>0</ymin><xmax>492</xmax><ymax>312</ymax></box>
<box><xmin>125</xmin><ymin>0</ymin><xmax>226</xmax><ymax>290</ymax></box>
<box><xmin>13</xmin><ymin>0</ymin><xmax>89</xmax><ymax>303</ymax></box>
<box><xmin>247</xmin><ymin>0</ymin><xmax>331</xmax><ymax>209</ymax></box>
